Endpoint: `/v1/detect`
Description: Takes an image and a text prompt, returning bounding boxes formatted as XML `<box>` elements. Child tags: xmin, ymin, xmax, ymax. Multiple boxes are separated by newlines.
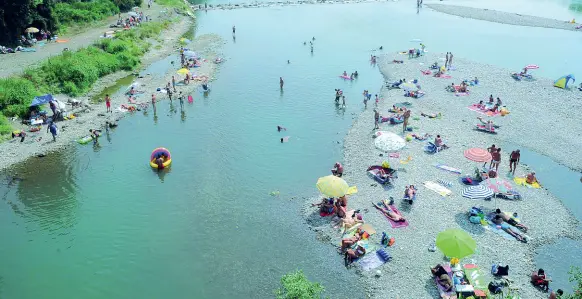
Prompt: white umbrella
<box><xmin>374</xmin><ymin>131</ymin><xmax>405</xmax><ymax>152</ymax></box>
<box><xmin>183</xmin><ymin>50</ymin><xmax>197</xmax><ymax>58</ymax></box>
<box><xmin>462</xmin><ymin>185</ymin><xmax>494</xmax><ymax>200</ymax></box>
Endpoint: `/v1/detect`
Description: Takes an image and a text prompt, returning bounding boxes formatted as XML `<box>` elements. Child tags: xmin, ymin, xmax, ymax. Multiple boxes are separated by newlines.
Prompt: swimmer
<box><xmin>354</xmin><ymin>71</ymin><xmax>358</xmax><ymax>77</ymax></box>
<box><xmin>277</xmin><ymin>126</ymin><xmax>287</xmax><ymax>132</ymax></box>
<box><xmin>342</xmin><ymin>95</ymin><xmax>346</xmax><ymax>108</ymax></box>
<box><xmin>89</xmin><ymin>129</ymin><xmax>102</xmax><ymax>144</ymax></box>
<box><xmin>343</xmin><ymin>71</ymin><xmax>348</xmax><ymax>77</ymax></box>
<box><xmin>280</xmin><ymin>77</ymin><xmax>284</xmax><ymax>89</ymax></box>
<box><xmin>312</xmin><ymin>37</ymin><xmax>315</xmax><ymax>41</ymax></box>
<box><xmin>287</xmin><ymin>60</ymin><xmax>290</xmax><ymax>64</ymax></box>
<box><xmin>350</xmin><ymin>73</ymin><xmax>354</xmax><ymax>80</ymax></box>
<box><xmin>379</xmin><ymin>46</ymin><xmax>383</xmax><ymax>50</ymax></box>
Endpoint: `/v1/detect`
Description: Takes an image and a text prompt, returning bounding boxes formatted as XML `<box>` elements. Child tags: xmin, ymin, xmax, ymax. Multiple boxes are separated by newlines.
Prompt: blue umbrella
<box><xmin>462</xmin><ymin>185</ymin><xmax>494</xmax><ymax>200</ymax></box>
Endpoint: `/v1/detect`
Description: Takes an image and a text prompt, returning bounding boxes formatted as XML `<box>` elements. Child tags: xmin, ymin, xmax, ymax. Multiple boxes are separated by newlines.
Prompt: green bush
<box><xmin>53</xmin><ymin>0</ymin><xmax>120</xmax><ymax>27</ymax></box>
<box><xmin>0</xmin><ymin>113</ymin><xmax>12</xmax><ymax>136</ymax></box>
<box><xmin>275</xmin><ymin>270</ymin><xmax>324</xmax><ymax>299</ymax></box>
<box><xmin>112</xmin><ymin>0</ymin><xmax>143</xmax><ymax>12</ymax></box>
<box><xmin>0</xmin><ymin>78</ymin><xmax>38</xmax><ymax>117</ymax></box>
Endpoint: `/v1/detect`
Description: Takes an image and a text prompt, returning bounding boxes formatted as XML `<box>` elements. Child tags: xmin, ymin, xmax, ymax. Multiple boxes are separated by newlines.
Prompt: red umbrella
<box><xmin>464</xmin><ymin>148</ymin><xmax>492</xmax><ymax>162</ymax></box>
<box><xmin>525</xmin><ymin>64</ymin><xmax>539</xmax><ymax>70</ymax></box>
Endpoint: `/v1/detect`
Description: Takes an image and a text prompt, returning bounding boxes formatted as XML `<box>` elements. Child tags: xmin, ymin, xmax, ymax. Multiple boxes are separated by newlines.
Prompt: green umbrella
<box><xmin>436</xmin><ymin>228</ymin><xmax>476</xmax><ymax>259</ymax></box>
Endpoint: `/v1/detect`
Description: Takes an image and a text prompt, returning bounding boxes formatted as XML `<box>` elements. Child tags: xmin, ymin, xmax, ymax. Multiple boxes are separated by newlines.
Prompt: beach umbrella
<box><xmin>183</xmin><ymin>50</ymin><xmax>197</xmax><ymax>58</ymax></box>
<box><xmin>177</xmin><ymin>68</ymin><xmax>190</xmax><ymax>75</ymax></box>
<box><xmin>462</xmin><ymin>185</ymin><xmax>494</xmax><ymax>200</ymax></box>
<box><xmin>374</xmin><ymin>132</ymin><xmax>406</xmax><ymax>152</ymax></box>
<box><xmin>400</xmin><ymin>82</ymin><xmax>418</xmax><ymax>91</ymax></box>
<box><xmin>463</xmin><ymin>148</ymin><xmax>492</xmax><ymax>163</ymax></box>
<box><xmin>525</xmin><ymin>64</ymin><xmax>539</xmax><ymax>70</ymax></box>
<box><xmin>316</xmin><ymin>175</ymin><xmax>349</xmax><ymax>198</ymax></box>
<box><xmin>25</xmin><ymin>27</ymin><xmax>39</xmax><ymax>33</ymax></box>
<box><xmin>481</xmin><ymin>178</ymin><xmax>512</xmax><ymax>193</ymax></box>
<box><xmin>436</xmin><ymin>228</ymin><xmax>476</xmax><ymax>259</ymax></box>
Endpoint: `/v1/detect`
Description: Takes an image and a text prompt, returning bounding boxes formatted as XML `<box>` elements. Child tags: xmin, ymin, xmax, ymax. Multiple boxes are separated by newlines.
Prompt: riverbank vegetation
<box><xmin>275</xmin><ymin>270</ymin><xmax>325</xmax><ymax>299</ymax></box>
<box><xmin>0</xmin><ymin>19</ymin><xmax>171</xmax><ymax>121</ymax></box>
<box><xmin>0</xmin><ymin>0</ymin><xmax>142</xmax><ymax>46</ymax></box>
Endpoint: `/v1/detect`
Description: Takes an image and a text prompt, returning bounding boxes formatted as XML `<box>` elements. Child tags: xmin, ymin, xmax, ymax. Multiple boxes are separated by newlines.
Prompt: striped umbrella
<box><xmin>462</xmin><ymin>185</ymin><xmax>494</xmax><ymax>200</ymax></box>
<box><xmin>463</xmin><ymin>148</ymin><xmax>492</xmax><ymax>163</ymax></box>
<box><xmin>525</xmin><ymin>64</ymin><xmax>539</xmax><ymax>70</ymax></box>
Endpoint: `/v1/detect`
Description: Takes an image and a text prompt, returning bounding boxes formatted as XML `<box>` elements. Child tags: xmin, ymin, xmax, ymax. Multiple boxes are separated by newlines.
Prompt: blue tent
<box><xmin>553</xmin><ymin>74</ymin><xmax>575</xmax><ymax>89</ymax></box>
<box><xmin>30</xmin><ymin>94</ymin><xmax>54</xmax><ymax>107</ymax></box>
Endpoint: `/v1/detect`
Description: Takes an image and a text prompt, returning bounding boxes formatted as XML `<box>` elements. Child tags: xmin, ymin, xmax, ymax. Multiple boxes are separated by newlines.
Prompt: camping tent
<box><xmin>554</xmin><ymin>74</ymin><xmax>575</xmax><ymax>89</ymax></box>
<box><xmin>30</xmin><ymin>94</ymin><xmax>54</xmax><ymax>107</ymax></box>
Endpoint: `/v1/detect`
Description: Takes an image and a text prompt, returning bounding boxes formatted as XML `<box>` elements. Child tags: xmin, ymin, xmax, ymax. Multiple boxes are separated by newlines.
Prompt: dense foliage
<box><xmin>563</xmin><ymin>266</ymin><xmax>582</xmax><ymax>299</ymax></box>
<box><xmin>0</xmin><ymin>19</ymin><xmax>170</xmax><ymax>126</ymax></box>
<box><xmin>275</xmin><ymin>270</ymin><xmax>325</xmax><ymax>299</ymax></box>
<box><xmin>0</xmin><ymin>0</ymin><xmax>142</xmax><ymax>46</ymax></box>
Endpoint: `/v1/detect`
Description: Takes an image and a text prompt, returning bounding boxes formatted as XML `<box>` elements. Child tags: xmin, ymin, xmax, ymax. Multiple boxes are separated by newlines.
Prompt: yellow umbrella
<box><xmin>316</xmin><ymin>175</ymin><xmax>349</xmax><ymax>197</ymax></box>
<box><xmin>177</xmin><ymin>68</ymin><xmax>189</xmax><ymax>75</ymax></box>
<box><xmin>25</xmin><ymin>27</ymin><xmax>39</xmax><ymax>33</ymax></box>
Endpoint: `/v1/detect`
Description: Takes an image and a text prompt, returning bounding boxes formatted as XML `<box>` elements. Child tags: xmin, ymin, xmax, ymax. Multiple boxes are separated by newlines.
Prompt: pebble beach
<box><xmin>0</xmin><ymin>18</ymin><xmax>222</xmax><ymax>173</ymax></box>
<box><xmin>426</xmin><ymin>3</ymin><xmax>581</xmax><ymax>32</ymax></box>
<box><xmin>303</xmin><ymin>52</ymin><xmax>581</xmax><ymax>298</ymax></box>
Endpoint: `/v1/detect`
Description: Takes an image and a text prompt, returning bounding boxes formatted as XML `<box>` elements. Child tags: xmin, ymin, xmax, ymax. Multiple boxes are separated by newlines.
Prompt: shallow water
<box><xmin>1</xmin><ymin>1</ymin><xmax>582</xmax><ymax>298</ymax></box>
<box><xmin>501</xmin><ymin>142</ymin><xmax>582</xmax><ymax>292</ymax></box>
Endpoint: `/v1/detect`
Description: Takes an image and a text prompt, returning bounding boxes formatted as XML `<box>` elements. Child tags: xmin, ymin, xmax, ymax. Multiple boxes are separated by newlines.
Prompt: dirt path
<box><xmin>0</xmin><ymin>2</ymin><xmax>171</xmax><ymax>78</ymax></box>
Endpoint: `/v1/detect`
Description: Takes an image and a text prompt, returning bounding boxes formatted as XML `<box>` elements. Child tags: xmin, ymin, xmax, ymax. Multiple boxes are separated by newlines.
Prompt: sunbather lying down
<box><xmin>491</xmin><ymin>213</ymin><xmax>528</xmax><ymax>243</ymax></box>
<box><xmin>411</xmin><ymin>133</ymin><xmax>430</xmax><ymax>140</ymax></box>
<box><xmin>495</xmin><ymin>209</ymin><xmax>528</xmax><ymax>232</ymax></box>
<box><xmin>372</xmin><ymin>200</ymin><xmax>406</xmax><ymax>222</ymax></box>
<box><xmin>431</xmin><ymin>264</ymin><xmax>453</xmax><ymax>291</ymax></box>
<box><xmin>421</xmin><ymin>112</ymin><xmax>441</xmax><ymax>118</ymax></box>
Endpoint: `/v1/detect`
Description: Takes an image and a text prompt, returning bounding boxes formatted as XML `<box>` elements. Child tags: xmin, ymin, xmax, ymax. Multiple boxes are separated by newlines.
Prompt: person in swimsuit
<box><xmin>402</xmin><ymin>109</ymin><xmax>411</xmax><ymax>133</ymax></box>
<box><xmin>531</xmin><ymin>269</ymin><xmax>551</xmax><ymax>291</ymax></box>
<box><xmin>277</xmin><ymin>126</ymin><xmax>286</xmax><ymax>132</ymax></box>
<box><xmin>526</xmin><ymin>172</ymin><xmax>538</xmax><ymax>184</ymax></box>
<box><xmin>489</xmin><ymin>94</ymin><xmax>494</xmax><ymax>104</ymax></box>
<box><xmin>421</xmin><ymin>112</ymin><xmax>441</xmax><ymax>118</ymax></box>
<box><xmin>434</xmin><ymin>135</ymin><xmax>448</xmax><ymax>151</ymax></box>
<box><xmin>345</xmin><ymin>245</ymin><xmax>366</xmax><ymax>265</ymax></box>
<box><xmin>340</xmin><ymin>230</ymin><xmax>363</xmax><ymax>251</ymax></box>
<box><xmin>312</xmin><ymin>198</ymin><xmax>335</xmax><ymax>214</ymax></box>
<box><xmin>374</xmin><ymin>109</ymin><xmax>380</xmax><ymax>129</ymax></box>
<box><xmin>549</xmin><ymin>289</ymin><xmax>564</xmax><ymax>299</ymax></box>
<box><xmin>342</xmin><ymin>71</ymin><xmax>348</xmax><ymax>77</ymax></box>
<box><xmin>492</xmin><ymin>214</ymin><xmax>527</xmax><ymax>242</ymax></box>
<box><xmin>172</xmin><ymin>76</ymin><xmax>176</xmax><ymax>92</ymax></box>
<box><xmin>105</xmin><ymin>94</ymin><xmax>112</xmax><ymax>113</ymax></box>
<box><xmin>431</xmin><ymin>264</ymin><xmax>453</xmax><ymax>291</ymax></box>
<box><xmin>342</xmin><ymin>95</ymin><xmax>346</xmax><ymax>108</ymax></box>
<box><xmin>496</xmin><ymin>209</ymin><xmax>528</xmax><ymax>232</ymax></box>
<box><xmin>279</xmin><ymin>77</ymin><xmax>284</xmax><ymax>89</ymax></box>
<box><xmin>331</xmin><ymin>162</ymin><xmax>344</xmax><ymax>177</ymax></box>
<box><xmin>509</xmin><ymin>149</ymin><xmax>520</xmax><ymax>175</ymax></box>
<box><xmin>373</xmin><ymin>200</ymin><xmax>406</xmax><ymax>222</ymax></box>
<box><xmin>497</xmin><ymin>97</ymin><xmax>502</xmax><ymax>107</ymax></box>
<box><xmin>156</xmin><ymin>154</ymin><xmax>166</xmax><ymax>170</ymax></box>
<box><xmin>232</xmin><ymin>25</ymin><xmax>235</xmax><ymax>34</ymax></box>
<box><xmin>89</xmin><ymin>129</ymin><xmax>102</xmax><ymax>145</ymax></box>
<box><xmin>491</xmin><ymin>148</ymin><xmax>501</xmax><ymax>172</ymax></box>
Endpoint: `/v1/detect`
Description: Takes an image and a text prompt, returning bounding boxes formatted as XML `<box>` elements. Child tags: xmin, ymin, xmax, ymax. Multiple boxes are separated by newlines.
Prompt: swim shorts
<box><xmin>507</xmin><ymin>218</ymin><xmax>518</xmax><ymax>226</ymax></box>
<box><xmin>500</xmin><ymin>223</ymin><xmax>510</xmax><ymax>230</ymax></box>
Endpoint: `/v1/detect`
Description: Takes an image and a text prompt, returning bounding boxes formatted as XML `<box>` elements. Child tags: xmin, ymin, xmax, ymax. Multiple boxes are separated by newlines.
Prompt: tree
<box><xmin>563</xmin><ymin>266</ymin><xmax>582</xmax><ymax>299</ymax></box>
<box><xmin>275</xmin><ymin>270</ymin><xmax>325</xmax><ymax>299</ymax></box>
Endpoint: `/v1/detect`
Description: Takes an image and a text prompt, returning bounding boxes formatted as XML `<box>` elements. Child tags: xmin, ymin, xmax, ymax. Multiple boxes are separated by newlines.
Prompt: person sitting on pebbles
<box><xmin>340</xmin><ymin>229</ymin><xmax>364</xmax><ymax>252</ymax></box>
<box><xmin>434</xmin><ymin>135</ymin><xmax>449</xmax><ymax>151</ymax></box>
<box><xmin>526</xmin><ymin>172</ymin><xmax>538</xmax><ymax>185</ymax></box>
<box><xmin>331</xmin><ymin>162</ymin><xmax>344</xmax><ymax>177</ymax></box>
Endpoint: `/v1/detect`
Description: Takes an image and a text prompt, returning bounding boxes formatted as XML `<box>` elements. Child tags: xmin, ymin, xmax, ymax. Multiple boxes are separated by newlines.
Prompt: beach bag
<box><xmin>469</xmin><ymin>216</ymin><xmax>481</xmax><ymax>224</ymax></box>
<box><xmin>488</xmin><ymin>281</ymin><xmax>503</xmax><ymax>294</ymax></box>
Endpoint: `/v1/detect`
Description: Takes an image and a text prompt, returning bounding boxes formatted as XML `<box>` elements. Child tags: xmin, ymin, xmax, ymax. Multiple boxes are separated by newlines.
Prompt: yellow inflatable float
<box><xmin>150</xmin><ymin>147</ymin><xmax>172</xmax><ymax>169</ymax></box>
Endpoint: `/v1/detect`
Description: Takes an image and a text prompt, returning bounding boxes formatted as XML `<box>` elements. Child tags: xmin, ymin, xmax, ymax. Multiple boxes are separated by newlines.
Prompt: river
<box><xmin>0</xmin><ymin>1</ymin><xmax>581</xmax><ymax>298</ymax></box>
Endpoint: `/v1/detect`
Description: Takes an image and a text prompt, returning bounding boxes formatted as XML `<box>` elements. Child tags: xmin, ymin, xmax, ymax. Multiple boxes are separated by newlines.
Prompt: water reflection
<box><xmin>12</xmin><ymin>150</ymin><xmax>79</xmax><ymax>232</ymax></box>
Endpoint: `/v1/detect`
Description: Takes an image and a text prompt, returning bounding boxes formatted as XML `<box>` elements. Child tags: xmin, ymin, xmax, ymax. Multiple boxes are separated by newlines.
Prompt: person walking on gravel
<box><xmin>374</xmin><ymin>109</ymin><xmax>380</xmax><ymax>129</ymax></box>
<box><xmin>509</xmin><ymin>149</ymin><xmax>520</xmax><ymax>175</ymax></box>
<box><xmin>403</xmin><ymin>109</ymin><xmax>411</xmax><ymax>133</ymax></box>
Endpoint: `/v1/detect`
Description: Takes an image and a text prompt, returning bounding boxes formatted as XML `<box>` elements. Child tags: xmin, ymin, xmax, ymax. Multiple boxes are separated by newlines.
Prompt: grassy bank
<box><xmin>0</xmin><ymin>19</ymin><xmax>172</xmax><ymax>125</ymax></box>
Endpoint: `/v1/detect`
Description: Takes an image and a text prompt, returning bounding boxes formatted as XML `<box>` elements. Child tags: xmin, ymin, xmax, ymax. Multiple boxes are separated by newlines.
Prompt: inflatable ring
<box><xmin>150</xmin><ymin>147</ymin><xmax>172</xmax><ymax>169</ymax></box>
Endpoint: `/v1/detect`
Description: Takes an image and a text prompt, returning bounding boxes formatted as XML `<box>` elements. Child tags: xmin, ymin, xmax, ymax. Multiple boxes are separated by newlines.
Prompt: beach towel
<box><xmin>423</xmin><ymin>181</ymin><xmax>452</xmax><ymax>197</ymax></box>
<box><xmin>484</xmin><ymin>213</ymin><xmax>531</xmax><ymax>241</ymax></box>
<box><xmin>346</xmin><ymin>186</ymin><xmax>358</xmax><ymax>195</ymax></box>
<box><xmin>421</xmin><ymin>70</ymin><xmax>432</xmax><ymax>75</ymax></box>
<box><xmin>455</xmin><ymin>92</ymin><xmax>470</xmax><ymax>96</ymax></box>
<box><xmin>436</xmin><ymin>265</ymin><xmax>458</xmax><ymax>299</ymax></box>
<box><xmin>20</xmin><ymin>48</ymin><xmax>36</xmax><ymax>52</ymax></box>
<box><xmin>513</xmin><ymin>177</ymin><xmax>541</xmax><ymax>188</ymax></box>
<box><xmin>437</xmin><ymin>179</ymin><xmax>453</xmax><ymax>188</ymax></box>
<box><xmin>435</xmin><ymin>164</ymin><xmax>462</xmax><ymax>174</ymax></box>
<box><xmin>463</xmin><ymin>264</ymin><xmax>490</xmax><ymax>297</ymax></box>
<box><xmin>376</xmin><ymin>202</ymin><xmax>409</xmax><ymax>228</ymax></box>
<box><xmin>467</xmin><ymin>104</ymin><xmax>501</xmax><ymax>117</ymax></box>
<box><xmin>56</xmin><ymin>39</ymin><xmax>69</xmax><ymax>43</ymax></box>
<box><xmin>437</xmin><ymin>74</ymin><xmax>452</xmax><ymax>79</ymax></box>
<box><xmin>358</xmin><ymin>249</ymin><xmax>391</xmax><ymax>271</ymax></box>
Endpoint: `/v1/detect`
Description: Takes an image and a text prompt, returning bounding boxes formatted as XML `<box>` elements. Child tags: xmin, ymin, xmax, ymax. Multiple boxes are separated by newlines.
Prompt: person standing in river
<box><xmin>374</xmin><ymin>109</ymin><xmax>380</xmax><ymax>130</ymax></box>
<box><xmin>280</xmin><ymin>77</ymin><xmax>284</xmax><ymax>89</ymax></box>
<box><xmin>448</xmin><ymin>52</ymin><xmax>454</xmax><ymax>69</ymax></box>
<box><xmin>232</xmin><ymin>25</ymin><xmax>236</xmax><ymax>34</ymax></box>
<box><xmin>445</xmin><ymin>52</ymin><xmax>450</xmax><ymax>68</ymax></box>
<box><xmin>105</xmin><ymin>94</ymin><xmax>111</xmax><ymax>113</ymax></box>
<box><xmin>509</xmin><ymin>149</ymin><xmax>521</xmax><ymax>175</ymax></box>
<box><xmin>172</xmin><ymin>76</ymin><xmax>177</xmax><ymax>92</ymax></box>
<box><xmin>47</xmin><ymin>122</ymin><xmax>58</xmax><ymax>142</ymax></box>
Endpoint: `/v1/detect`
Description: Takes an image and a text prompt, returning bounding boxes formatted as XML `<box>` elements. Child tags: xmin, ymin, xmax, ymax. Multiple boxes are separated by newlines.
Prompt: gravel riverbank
<box><xmin>426</xmin><ymin>3</ymin><xmax>581</xmax><ymax>32</ymax></box>
<box><xmin>303</xmin><ymin>52</ymin><xmax>581</xmax><ymax>298</ymax></box>
<box><xmin>0</xmin><ymin>17</ymin><xmax>222</xmax><ymax>172</ymax></box>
